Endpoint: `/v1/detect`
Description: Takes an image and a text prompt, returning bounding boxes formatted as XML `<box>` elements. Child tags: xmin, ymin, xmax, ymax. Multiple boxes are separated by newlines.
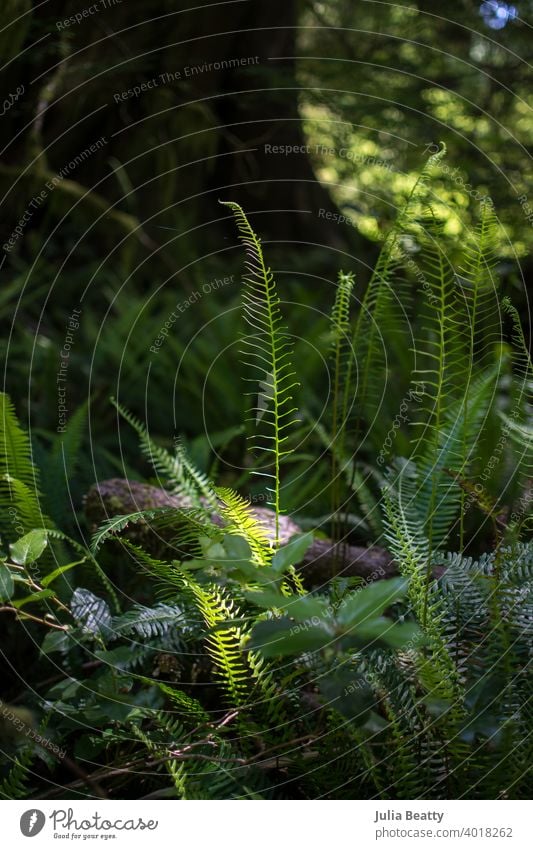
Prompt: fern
<box><xmin>44</xmin><ymin>526</ymin><xmax>120</xmax><ymax>611</ymax></box>
<box><xmin>90</xmin><ymin>507</ymin><xmax>178</xmax><ymax>553</ymax></box>
<box><xmin>181</xmin><ymin>570</ymin><xmax>250</xmax><ymax>707</ymax></box>
<box><xmin>353</xmin><ymin>145</ymin><xmax>447</xmax><ymax>431</ymax></box>
<box><xmin>220</xmin><ymin>201</ymin><xmax>299</xmax><ymax>546</ymax></box>
<box><xmin>329</xmin><ymin>271</ymin><xmax>356</xmax><ymax>543</ymax></box>
<box><xmin>214</xmin><ymin>486</ymin><xmax>271</xmax><ymax>565</ymax></box>
<box><xmin>0</xmin><ymin>747</ymin><xmax>34</xmax><ymax>799</ymax></box>
<box><xmin>382</xmin><ymin>461</ymin><xmax>460</xmax><ymax>695</ymax></box>
<box><xmin>499</xmin><ymin>298</ymin><xmax>533</xmax><ymax>535</ymax></box>
<box><xmin>129</xmin><ymin>718</ymin><xmax>188</xmax><ymax>798</ymax></box>
<box><xmin>457</xmin><ymin>200</ymin><xmax>500</xmax><ymax>543</ymax></box>
<box><xmin>0</xmin><ymin>393</ymin><xmax>38</xmax><ymax>494</ymax></box>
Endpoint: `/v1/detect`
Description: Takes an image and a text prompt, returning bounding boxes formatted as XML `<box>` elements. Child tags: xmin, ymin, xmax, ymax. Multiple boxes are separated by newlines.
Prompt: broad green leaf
<box><xmin>9</xmin><ymin>529</ymin><xmax>48</xmax><ymax>566</ymax></box>
<box><xmin>284</xmin><ymin>595</ymin><xmax>330</xmax><ymax>622</ymax></box>
<box><xmin>243</xmin><ymin>589</ymin><xmax>288</xmax><ymax>609</ymax></box>
<box><xmin>318</xmin><ymin>669</ymin><xmax>374</xmax><ymax>724</ymax></box>
<box><xmin>40</xmin><ymin>629</ymin><xmax>71</xmax><ymax>655</ymax></box>
<box><xmin>12</xmin><ymin>589</ymin><xmax>56</xmax><ymax>609</ymax></box>
<box><xmin>94</xmin><ymin>646</ymin><xmax>134</xmax><ymax>669</ymax></box>
<box><xmin>41</xmin><ymin>558</ymin><xmax>85</xmax><ymax>587</ymax></box>
<box><xmin>227</xmin><ymin>560</ymin><xmax>280</xmax><ymax>585</ymax></box>
<box><xmin>248</xmin><ymin>616</ymin><xmax>333</xmax><ymax>657</ymax></box>
<box><xmin>340</xmin><ymin>618</ymin><xmax>421</xmax><ymax>650</ymax></box>
<box><xmin>223</xmin><ymin>534</ymin><xmax>253</xmax><ymax>561</ymax></box>
<box><xmin>272</xmin><ymin>532</ymin><xmax>314</xmax><ymax>573</ymax></box>
<box><xmin>337</xmin><ymin>577</ymin><xmax>408</xmax><ymax>628</ymax></box>
<box><xmin>244</xmin><ymin>590</ymin><xmax>328</xmax><ymax>621</ymax></box>
<box><xmin>0</xmin><ymin>563</ymin><xmax>14</xmax><ymax>601</ymax></box>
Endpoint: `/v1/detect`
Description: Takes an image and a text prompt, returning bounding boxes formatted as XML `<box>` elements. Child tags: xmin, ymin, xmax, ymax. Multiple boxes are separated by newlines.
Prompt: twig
<box><xmin>0</xmin><ymin>606</ymin><xmax>68</xmax><ymax>631</ymax></box>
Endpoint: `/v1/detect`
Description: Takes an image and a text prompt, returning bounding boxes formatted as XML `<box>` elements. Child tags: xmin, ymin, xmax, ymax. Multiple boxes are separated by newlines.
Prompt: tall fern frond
<box><xmin>329</xmin><ymin>271</ymin><xmax>356</xmax><ymax>542</ymax></box>
<box><xmin>353</xmin><ymin>145</ymin><xmax>447</xmax><ymax>430</ymax></box>
<box><xmin>220</xmin><ymin>201</ymin><xmax>300</xmax><ymax>546</ymax></box>
<box><xmin>500</xmin><ymin>299</ymin><xmax>533</xmax><ymax>534</ymax></box>
<box><xmin>408</xmin><ymin>208</ymin><xmax>501</xmax><ymax>551</ymax></box>
<box><xmin>382</xmin><ymin>462</ymin><xmax>458</xmax><ymax>685</ymax></box>
<box><xmin>456</xmin><ymin>200</ymin><xmax>501</xmax><ymax>542</ymax></box>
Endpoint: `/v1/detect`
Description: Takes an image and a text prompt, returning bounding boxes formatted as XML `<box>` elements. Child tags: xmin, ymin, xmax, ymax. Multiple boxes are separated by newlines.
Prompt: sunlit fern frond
<box><xmin>90</xmin><ymin>507</ymin><xmax>179</xmax><ymax>554</ymax></box>
<box><xmin>220</xmin><ymin>201</ymin><xmax>299</xmax><ymax>546</ymax></box>
<box><xmin>175</xmin><ymin>436</ymin><xmax>218</xmax><ymax>507</ymax></box>
<box><xmin>0</xmin><ymin>393</ymin><xmax>38</xmax><ymax>491</ymax></box>
<box><xmin>459</xmin><ymin>199</ymin><xmax>500</xmax><ymax>365</ymax></box>
<box><xmin>180</xmin><ymin>570</ymin><xmax>251</xmax><ymax>707</ymax></box>
<box><xmin>214</xmin><ymin>486</ymin><xmax>271</xmax><ymax>565</ymax></box>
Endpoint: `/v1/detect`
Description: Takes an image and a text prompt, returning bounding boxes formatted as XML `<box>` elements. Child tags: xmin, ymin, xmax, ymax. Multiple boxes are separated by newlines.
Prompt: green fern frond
<box><xmin>44</xmin><ymin>527</ymin><xmax>120</xmax><ymax>611</ymax></box>
<box><xmin>90</xmin><ymin>507</ymin><xmax>178</xmax><ymax>554</ymax></box>
<box><xmin>0</xmin><ymin>393</ymin><xmax>45</xmax><ymax>543</ymax></box>
<box><xmin>329</xmin><ymin>271</ymin><xmax>356</xmax><ymax>541</ymax></box>
<box><xmin>2</xmin><ymin>475</ymin><xmax>49</xmax><ymax>537</ymax></box>
<box><xmin>0</xmin><ymin>747</ymin><xmax>34</xmax><ymax>799</ymax></box>
<box><xmin>382</xmin><ymin>462</ymin><xmax>460</xmax><ymax>691</ymax></box>
<box><xmin>353</xmin><ymin>145</ymin><xmax>447</xmax><ymax>429</ymax></box>
<box><xmin>456</xmin><ymin>200</ymin><xmax>501</xmax><ymax>542</ymax></box>
<box><xmin>0</xmin><ymin>393</ymin><xmax>38</xmax><ymax>492</ymax></box>
<box><xmin>175</xmin><ymin>436</ymin><xmax>218</xmax><ymax>507</ymax></box>
<box><xmin>117</xmin><ymin>538</ymin><xmax>187</xmax><ymax>594</ymax></box>
<box><xmin>500</xmin><ymin>299</ymin><xmax>533</xmax><ymax>533</ymax></box>
<box><xmin>133</xmin><ymin>675</ymin><xmax>210</xmax><ymax>723</ymax></box>
<box><xmin>214</xmin><ymin>486</ymin><xmax>271</xmax><ymax>565</ymax></box>
<box><xmin>129</xmin><ymin>720</ymin><xmax>188</xmax><ymax>798</ymax></box>
<box><xmin>112</xmin><ymin>398</ymin><xmax>217</xmax><ymax>507</ymax></box>
<box><xmin>414</xmin><ymin>362</ymin><xmax>501</xmax><ymax>549</ymax></box>
<box><xmin>220</xmin><ymin>201</ymin><xmax>300</xmax><ymax>545</ymax></box>
<box><xmin>181</xmin><ymin>570</ymin><xmax>251</xmax><ymax>707</ymax></box>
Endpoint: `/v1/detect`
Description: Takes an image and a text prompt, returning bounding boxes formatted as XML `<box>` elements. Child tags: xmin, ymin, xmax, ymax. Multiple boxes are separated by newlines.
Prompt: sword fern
<box><xmin>220</xmin><ymin>201</ymin><xmax>299</xmax><ymax>546</ymax></box>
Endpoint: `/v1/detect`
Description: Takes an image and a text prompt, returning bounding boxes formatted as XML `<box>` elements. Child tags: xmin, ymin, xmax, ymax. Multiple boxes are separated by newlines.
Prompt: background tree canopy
<box><xmin>0</xmin><ymin>0</ymin><xmax>531</xmax><ymax>473</ymax></box>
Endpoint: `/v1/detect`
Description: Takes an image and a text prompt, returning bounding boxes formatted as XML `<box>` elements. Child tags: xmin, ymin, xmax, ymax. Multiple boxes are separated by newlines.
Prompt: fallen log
<box><xmin>84</xmin><ymin>478</ymin><xmax>395</xmax><ymax>585</ymax></box>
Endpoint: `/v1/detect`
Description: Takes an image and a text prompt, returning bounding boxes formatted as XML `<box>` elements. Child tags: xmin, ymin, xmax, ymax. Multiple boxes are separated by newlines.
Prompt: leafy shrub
<box><xmin>0</xmin><ymin>150</ymin><xmax>531</xmax><ymax>799</ymax></box>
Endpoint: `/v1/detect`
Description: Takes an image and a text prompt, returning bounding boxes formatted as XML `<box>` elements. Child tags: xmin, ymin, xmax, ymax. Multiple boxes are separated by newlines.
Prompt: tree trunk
<box><xmin>0</xmin><ymin>0</ymin><xmax>365</xmax><ymax>268</ymax></box>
